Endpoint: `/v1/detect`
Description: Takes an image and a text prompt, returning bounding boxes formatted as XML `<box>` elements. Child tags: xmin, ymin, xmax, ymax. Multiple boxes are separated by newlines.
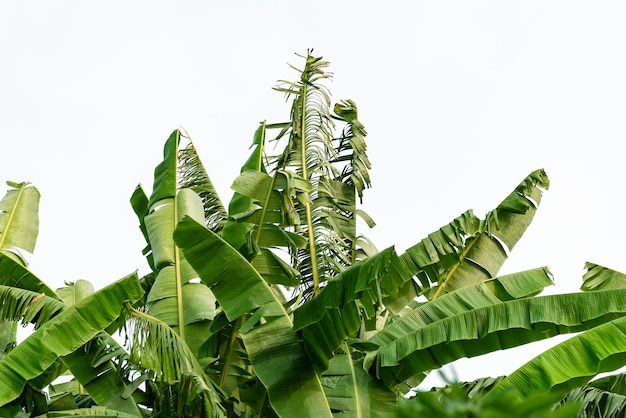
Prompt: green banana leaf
<box><xmin>0</xmin><ymin>272</ymin><xmax>143</xmax><ymax>411</ymax></box>
<box><xmin>0</xmin><ymin>255</ymin><xmax>142</xmax><ymax>414</ymax></box>
<box><xmin>56</xmin><ymin>279</ymin><xmax>95</xmax><ymax>306</ymax></box>
<box><xmin>388</xmin><ymin>210</ymin><xmax>481</xmax><ymax>311</ymax></box>
<box><xmin>0</xmin><ymin>181</ymin><xmax>43</xmax><ymax>366</ymax></box>
<box><xmin>272</xmin><ymin>52</ymin><xmax>368</xmax><ymax>296</ymax></box>
<box><xmin>121</xmin><ymin>304</ymin><xmax>225</xmax><ymax>418</ymax></box>
<box><xmin>321</xmin><ymin>352</ymin><xmax>396</xmax><ymax>418</ymax></box>
<box><xmin>0</xmin><ymin>181</ymin><xmax>40</xmax><ymax>265</ymax></box>
<box><xmin>147</xmin><ymin>129</ymin><xmax>226</xmax><ymax>229</ymax></box>
<box><xmin>138</xmin><ymin>131</ymin><xmax>219</xmax><ymax>357</ymax></box>
<box><xmin>174</xmin><ymin>216</ymin><xmax>334</xmax><ymax>418</ymax></box>
<box><xmin>562</xmin><ymin>382</ymin><xmax>626</xmax><ymax>418</ymax></box>
<box><xmin>0</xmin><ymin>253</ymin><xmax>57</xmax><ymax>297</ymax></box>
<box><xmin>293</xmin><ymin>247</ymin><xmax>408</xmax><ymax>373</ymax></box>
<box><xmin>0</xmin><ymin>285</ymin><xmax>66</xmax><ymax>328</ymax></box>
<box><xmin>221</xmin><ymin>122</ymin><xmax>267</xmax><ymax>255</ymax></box>
<box><xmin>581</xmin><ymin>262</ymin><xmax>626</xmax><ymax>291</ymax></box>
<box><xmin>367</xmin><ymin>286</ymin><xmax>626</xmax><ymax>392</ymax></box>
<box><xmin>176</xmin><ymin>133</ymin><xmax>228</xmax><ymax>234</ymax></box>
<box><xmin>493</xmin><ymin>315</ymin><xmax>626</xmax><ymax>397</ymax></box>
<box><xmin>400</xmin><ymin>169</ymin><xmax>549</xmax><ymax>300</ymax></box>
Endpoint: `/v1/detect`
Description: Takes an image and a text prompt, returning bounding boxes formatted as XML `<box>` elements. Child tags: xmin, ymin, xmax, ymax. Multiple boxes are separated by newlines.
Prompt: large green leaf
<box><xmin>293</xmin><ymin>247</ymin><xmax>409</xmax><ymax>373</ymax></box>
<box><xmin>139</xmin><ymin>132</ymin><xmax>218</xmax><ymax>356</ymax></box>
<box><xmin>0</xmin><ymin>181</ymin><xmax>40</xmax><ymax>264</ymax></box>
<box><xmin>0</xmin><ymin>285</ymin><xmax>66</xmax><ymax>328</ymax></box>
<box><xmin>174</xmin><ymin>216</ymin><xmax>333</xmax><ymax>418</ymax></box>
<box><xmin>398</xmin><ymin>169</ymin><xmax>549</xmax><ymax>301</ymax></box>
<box><xmin>321</xmin><ymin>352</ymin><xmax>396</xmax><ymax>418</ymax></box>
<box><xmin>0</xmin><ymin>252</ymin><xmax>57</xmax><ymax>297</ymax></box>
<box><xmin>562</xmin><ymin>382</ymin><xmax>626</xmax><ymax>418</ymax></box>
<box><xmin>332</xmin><ymin>99</ymin><xmax>372</xmax><ymax>203</ymax></box>
<box><xmin>581</xmin><ymin>262</ymin><xmax>626</xmax><ymax>291</ymax></box>
<box><xmin>0</xmin><ymin>272</ymin><xmax>144</xmax><ymax>410</ymax></box>
<box><xmin>367</xmin><ymin>286</ymin><xmax>626</xmax><ymax>392</ymax></box>
<box><xmin>394</xmin><ymin>210</ymin><xmax>482</xmax><ymax>305</ymax></box>
<box><xmin>493</xmin><ymin>315</ymin><xmax>626</xmax><ymax>397</ymax></box>
<box><xmin>0</xmin><ymin>258</ymin><xmax>141</xmax><ymax>414</ymax></box>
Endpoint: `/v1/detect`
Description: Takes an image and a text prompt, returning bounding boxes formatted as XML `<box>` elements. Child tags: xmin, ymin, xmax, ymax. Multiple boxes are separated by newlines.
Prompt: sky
<box><xmin>2</xmin><ymin>1</ymin><xmax>626</xmax><ymax>388</ymax></box>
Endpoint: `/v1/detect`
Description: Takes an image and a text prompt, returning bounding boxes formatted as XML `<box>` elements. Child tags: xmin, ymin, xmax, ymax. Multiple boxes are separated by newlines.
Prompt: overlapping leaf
<box><xmin>0</xmin><ymin>272</ymin><xmax>143</xmax><ymax>410</ymax></box>
<box><xmin>369</xmin><ymin>286</ymin><xmax>626</xmax><ymax>392</ymax></box>
<box><xmin>321</xmin><ymin>353</ymin><xmax>396</xmax><ymax>417</ymax></box>
<box><xmin>398</xmin><ymin>169</ymin><xmax>549</xmax><ymax>301</ymax></box>
<box><xmin>174</xmin><ymin>216</ymin><xmax>333</xmax><ymax>418</ymax></box>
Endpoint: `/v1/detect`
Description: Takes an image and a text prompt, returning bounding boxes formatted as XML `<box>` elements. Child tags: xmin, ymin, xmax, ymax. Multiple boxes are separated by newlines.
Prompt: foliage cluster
<box><xmin>1</xmin><ymin>52</ymin><xmax>626</xmax><ymax>417</ymax></box>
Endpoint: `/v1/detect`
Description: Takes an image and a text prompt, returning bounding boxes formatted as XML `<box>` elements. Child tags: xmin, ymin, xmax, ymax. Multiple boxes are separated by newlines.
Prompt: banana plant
<box><xmin>6</xmin><ymin>51</ymin><xmax>626</xmax><ymax>417</ymax></box>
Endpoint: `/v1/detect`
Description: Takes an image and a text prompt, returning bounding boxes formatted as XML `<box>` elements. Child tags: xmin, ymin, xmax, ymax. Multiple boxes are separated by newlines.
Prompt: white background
<box><xmin>2</xmin><ymin>1</ymin><xmax>626</xmax><ymax>388</ymax></box>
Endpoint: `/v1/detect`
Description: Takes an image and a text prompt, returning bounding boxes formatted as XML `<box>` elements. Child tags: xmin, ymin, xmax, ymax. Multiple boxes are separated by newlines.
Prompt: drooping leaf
<box><xmin>0</xmin><ymin>285</ymin><xmax>66</xmax><ymax>328</ymax></box>
<box><xmin>0</xmin><ymin>272</ymin><xmax>143</xmax><ymax>409</ymax></box>
<box><xmin>581</xmin><ymin>262</ymin><xmax>626</xmax><ymax>291</ymax></box>
<box><xmin>0</xmin><ymin>253</ymin><xmax>57</xmax><ymax>297</ymax></box>
<box><xmin>56</xmin><ymin>279</ymin><xmax>95</xmax><ymax>306</ymax></box>
<box><xmin>293</xmin><ymin>247</ymin><xmax>409</xmax><ymax>372</ymax></box>
<box><xmin>121</xmin><ymin>304</ymin><xmax>225</xmax><ymax>418</ymax></box>
<box><xmin>368</xmin><ymin>287</ymin><xmax>626</xmax><ymax>392</ymax></box>
<box><xmin>562</xmin><ymin>383</ymin><xmax>626</xmax><ymax>418</ymax></box>
<box><xmin>332</xmin><ymin>99</ymin><xmax>372</xmax><ymax>203</ymax></box>
<box><xmin>494</xmin><ymin>315</ymin><xmax>626</xmax><ymax>398</ymax></box>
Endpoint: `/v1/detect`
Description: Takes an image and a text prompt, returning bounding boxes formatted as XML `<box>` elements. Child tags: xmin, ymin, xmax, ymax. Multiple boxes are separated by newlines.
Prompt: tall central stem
<box><xmin>299</xmin><ymin>83</ymin><xmax>320</xmax><ymax>295</ymax></box>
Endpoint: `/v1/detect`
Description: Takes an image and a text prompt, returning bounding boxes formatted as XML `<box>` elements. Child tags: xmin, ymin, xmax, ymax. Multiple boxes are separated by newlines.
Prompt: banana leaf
<box><xmin>493</xmin><ymin>315</ymin><xmax>626</xmax><ymax>397</ymax></box>
<box><xmin>581</xmin><ymin>262</ymin><xmax>626</xmax><ymax>291</ymax></box>
<box><xmin>0</xmin><ymin>272</ymin><xmax>144</xmax><ymax>411</ymax></box>
<box><xmin>562</xmin><ymin>383</ymin><xmax>626</xmax><ymax>418</ymax></box>
<box><xmin>398</xmin><ymin>169</ymin><xmax>549</xmax><ymax>301</ymax></box>
<box><xmin>321</xmin><ymin>353</ymin><xmax>396</xmax><ymax>417</ymax></box>
<box><xmin>174</xmin><ymin>216</ymin><xmax>333</xmax><ymax>418</ymax></box>
<box><xmin>0</xmin><ymin>285</ymin><xmax>66</xmax><ymax>328</ymax></box>
<box><xmin>0</xmin><ymin>181</ymin><xmax>40</xmax><ymax>265</ymax></box>
<box><xmin>121</xmin><ymin>305</ymin><xmax>225</xmax><ymax>417</ymax></box>
<box><xmin>367</xmin><ymin>286</ymin><xmax>626</xmax><ymax>392</ymax></box>
<box><xmin>139</xmin><ymin>131</ymin><xmax>218</xmax><ymax>356</ymax></box>
<box><xmin>293</xmin><ymin>247</ymin><xmax>408</xmax><ymax>373</ymax></box>
<box><xmin>0</xmin><ymin>253</ymin><xmax>57</xmax><ymax>297</ymax></box>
